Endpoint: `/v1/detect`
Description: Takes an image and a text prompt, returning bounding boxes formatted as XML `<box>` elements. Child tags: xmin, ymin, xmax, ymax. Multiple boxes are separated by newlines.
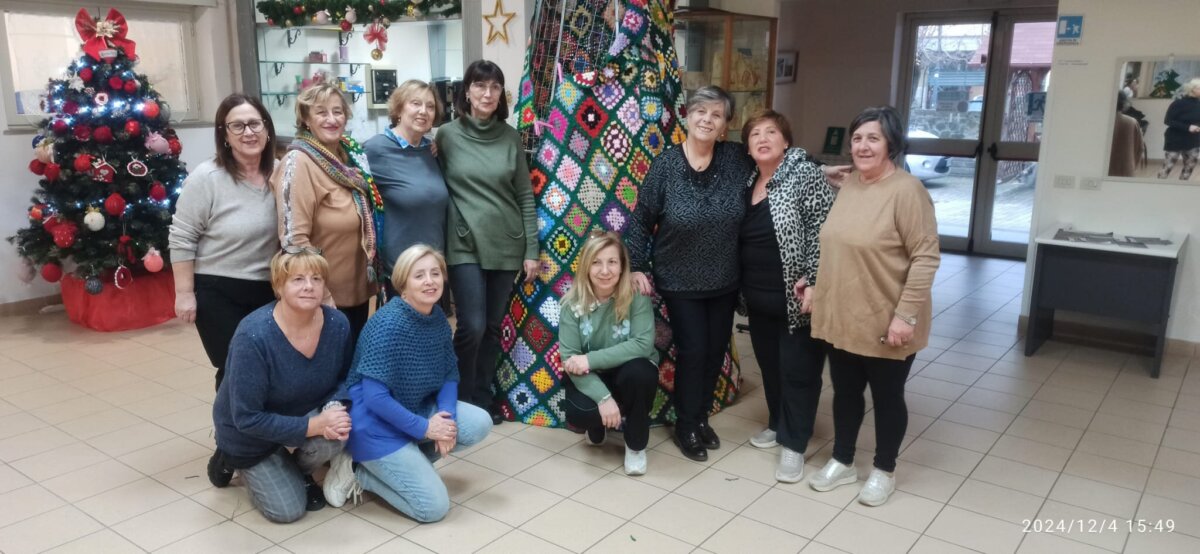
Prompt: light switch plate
<box><xmin>1080</xmin><ymin>177</ymin><xmax>1101</xmax><ymax>191</ymax></box>
<box><xmin>1054</xmin><ymin>175</ymin><xmax>1076</xmax><ymax>189</ymax></box>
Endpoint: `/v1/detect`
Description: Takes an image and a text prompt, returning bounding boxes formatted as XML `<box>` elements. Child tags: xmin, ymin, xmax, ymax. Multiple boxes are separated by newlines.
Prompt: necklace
<box><xmin>683</xmin><ymin>141</ymin><xmax>711</xmax><ymax>172</ymax></box>
<box><xmin>861</xmin><ymin>165</ymin><xmax>897</xmax><ymax>185</ymax></box>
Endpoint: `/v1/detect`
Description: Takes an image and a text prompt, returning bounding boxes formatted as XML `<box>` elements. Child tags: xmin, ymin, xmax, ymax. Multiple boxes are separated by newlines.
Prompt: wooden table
<box><xmin>1025</xmin><ymin>229</ymin><xmax>1187</xmax><ymax>377</ymax></box>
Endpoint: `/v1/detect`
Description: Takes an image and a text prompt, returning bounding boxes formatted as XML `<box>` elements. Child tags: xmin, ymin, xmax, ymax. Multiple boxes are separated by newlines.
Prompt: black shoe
<box><xmin>673</xmin><ymin>430</ymin><xmax>708</xmax><ymax>462</ymax></box>
<box><xmin>303</xmin><ymin>474</ymin><xmax>326</xmax><ymax>511</ymax></box>
<box><xmin>585</xmin><ymin>426</ymin><xmax>606</xmax><ymax>446</ymax></box>
<box><xmin>698</xmin><ymin>422</ymin><xmax>720</xmax><ymax>450</ymax></box>
<box><xmin>489</xmin><ymin>404</ymin><xmax>505</xmax><ymax>425</ymax></box>
<box><xmin>207</xmin><ymin>450</ymin><xmax>233</xmax><ymax>488</ymax></box>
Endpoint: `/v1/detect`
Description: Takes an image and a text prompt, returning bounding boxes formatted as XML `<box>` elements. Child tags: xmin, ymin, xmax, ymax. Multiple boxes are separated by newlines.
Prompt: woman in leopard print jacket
<box><xmin>738</xmin><ymin>110</ymin><xmax>846</xmax><ymax>485</ymax></box>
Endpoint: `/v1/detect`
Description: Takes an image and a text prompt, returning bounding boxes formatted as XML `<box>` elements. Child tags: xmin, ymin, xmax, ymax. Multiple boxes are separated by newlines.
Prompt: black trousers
<box><xmin>827</xmin><ymin>346</ymin><xmax>914</xmax><ymax>473</ymax></box>
<box><xmin>337</xmin><ymin>302</ymin><xmax>370</xmax><ymax>349</ymax></box>
<box><xmin>448</xmin><ymin>264</ymin><xmax>518</xmax><ymax>408</ymax></box>
<box><xmin>193</xmin><ymin>274</ymin><xmax>275</xmax><ymax>390</ymax></box>
<box><xmin>663</xmin><ymin>291</ymin><xmax>738</xmax><ymax>432</ymax></box>
<box><xmin>561</xmin><ymin>358</ymin><xmax>659</xmax><ymax>451</ymax></box>
<box><xmin>746</xmin><ymin>298</ymin><xmax>826</xmax><ymax>453</ymax></box>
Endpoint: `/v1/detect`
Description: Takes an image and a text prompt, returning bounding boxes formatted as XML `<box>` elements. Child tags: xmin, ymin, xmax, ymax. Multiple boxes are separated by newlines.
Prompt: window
<box><xmin>0</xmin><ymin>1</ymin><xmax>201</xmax><ymax>127</ymax></box>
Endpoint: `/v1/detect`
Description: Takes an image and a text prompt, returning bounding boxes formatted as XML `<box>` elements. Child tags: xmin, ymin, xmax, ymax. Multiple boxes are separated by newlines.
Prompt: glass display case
<box><xmin>673</xmin><ymin>9</ymin><xmax>776</xmax><ymax>140</ymax></box>
<box><xmin>252</xmin><ymin>16</ymin><xmax>464</xmax><ymax>142</ymax></box>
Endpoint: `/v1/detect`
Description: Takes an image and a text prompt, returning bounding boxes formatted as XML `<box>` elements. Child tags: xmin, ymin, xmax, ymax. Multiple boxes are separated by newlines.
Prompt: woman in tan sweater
<box><xmin>805</xmin><ymin>106</ymin><xmax>940</xmax><ymax>507</ymax></box>
<box><xmin>272</xmin><ymin>84</ymin><xmax>383</xmax><ymax>343</ymax></box>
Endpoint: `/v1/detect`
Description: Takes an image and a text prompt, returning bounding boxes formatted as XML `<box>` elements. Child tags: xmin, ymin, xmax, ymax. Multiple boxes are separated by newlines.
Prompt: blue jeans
<box><xmin>354</xmin><ymin>402</ymin><xmax>491</xmax><ymax>522</ymax></box>
<box><xmin>448</xmin><ymin>264</ymin><xmax>518</xmax><ymax>408</ymax></box>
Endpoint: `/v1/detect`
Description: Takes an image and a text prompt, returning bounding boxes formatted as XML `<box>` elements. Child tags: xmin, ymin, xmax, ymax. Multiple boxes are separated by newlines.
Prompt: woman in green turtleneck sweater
<box><xmin>435</xmin><ymin>60</ymin><xmax>539</xmax><ymax>423</ymax></box>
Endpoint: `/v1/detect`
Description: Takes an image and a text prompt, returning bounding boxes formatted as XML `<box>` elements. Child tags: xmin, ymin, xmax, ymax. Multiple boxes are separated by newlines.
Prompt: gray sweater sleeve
<box><xmin>168</xmin><ymin>165</ymin><xmax>216</xmax><ymax>263</ymax></box>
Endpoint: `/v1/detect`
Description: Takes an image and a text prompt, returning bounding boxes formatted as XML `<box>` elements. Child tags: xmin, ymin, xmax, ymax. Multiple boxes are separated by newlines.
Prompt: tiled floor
<box><xmin>2</xmin><ymin>253</ymin><xmax>1200</xmax><ymax>553</ymax></box>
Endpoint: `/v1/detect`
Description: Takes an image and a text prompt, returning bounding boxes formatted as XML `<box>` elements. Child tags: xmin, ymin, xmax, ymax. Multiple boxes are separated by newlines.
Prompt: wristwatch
<box><xmin>895</xmin><ymin>312</ymin><xmax>918</xmax><ymax>326</ymax></box>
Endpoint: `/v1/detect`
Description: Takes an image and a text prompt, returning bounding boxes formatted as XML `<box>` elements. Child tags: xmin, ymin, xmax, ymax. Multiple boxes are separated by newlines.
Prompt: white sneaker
<box><xmin>857</xmin><ymin>468</ymin><xmax>895</xmax><ymax>507</ymax></box>
<box><xmin>323</xmin><ymin>451</ymin><xmax>361</xmax><ymax>508</ymax></box>
<box><xmin>808</xmin><ymin>459</ymin><xmax>858</xmax><ymax>492</ymax></box>
<box><xmin>624</xmin><ymin>447</ymin><xmax>647</xmax><ymax>476</ymax></box>
<box><xmin>750</xmin><ymin>428</ymin><xmax>778</xmax><ymax>449</ymax></box>
<box><xmin>775</xmin><ymin>446</ymin><xmax>804</xmax><ymax>483</ymax></box>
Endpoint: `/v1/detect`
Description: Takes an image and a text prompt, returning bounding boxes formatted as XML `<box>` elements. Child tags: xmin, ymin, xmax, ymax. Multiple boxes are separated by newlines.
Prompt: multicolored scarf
<box><xmin>288</xmin><ymin>130</ymin><xmax>386</xmax><ymax>286</ymax></box>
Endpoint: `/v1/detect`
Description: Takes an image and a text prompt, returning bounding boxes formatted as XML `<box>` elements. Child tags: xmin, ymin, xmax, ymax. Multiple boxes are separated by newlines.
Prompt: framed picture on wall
<box><xmin>776</xmin><ymin>50</ymin><xmax>798</xmax><ymax>84</ymax></box>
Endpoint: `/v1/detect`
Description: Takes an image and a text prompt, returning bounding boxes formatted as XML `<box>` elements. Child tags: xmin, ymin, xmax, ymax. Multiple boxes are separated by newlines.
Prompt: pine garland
<box><xmin>255</xmin><ymin>0</ymin><xmax>462</xmax><ymax>28</ymax></box>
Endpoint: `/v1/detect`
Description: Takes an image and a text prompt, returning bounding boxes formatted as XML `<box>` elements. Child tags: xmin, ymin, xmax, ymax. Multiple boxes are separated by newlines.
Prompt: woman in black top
<box><xmin>739</xmin><ymin>110</ymin><xmax>844</xmax><ymax>483</ymax></box>
<box><xmin>625</xmin><ymin>86</ymin><xmax>753</xmax><ymax>462</ymax></box>
<box><xmin>1158</xmin><ymin>78</ymin><xmax>1200</xmax><ymax>180</ymax></box>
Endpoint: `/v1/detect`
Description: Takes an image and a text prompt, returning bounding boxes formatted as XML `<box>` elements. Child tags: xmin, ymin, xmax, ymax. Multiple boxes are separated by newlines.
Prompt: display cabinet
<box><xmin>673</xmin><ymin>8</ymin><xmax>776</xmax><ymax>140</ymax></box>
<box><xmin>250</xmin><ymin>16</ymin><xmax>464</xmax><ymax>142</ymax></box>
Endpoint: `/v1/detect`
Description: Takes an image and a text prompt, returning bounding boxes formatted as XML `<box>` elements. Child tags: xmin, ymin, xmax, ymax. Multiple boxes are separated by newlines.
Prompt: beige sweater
<box><xmin>810</xmin><ymin>169</ymin><xmax>940</xmax><ymax>360</ymax></box>
<box><xmin>271</xmin><ymin>151</ymin><xmax>374</xmax><ymax>308</ymax></box>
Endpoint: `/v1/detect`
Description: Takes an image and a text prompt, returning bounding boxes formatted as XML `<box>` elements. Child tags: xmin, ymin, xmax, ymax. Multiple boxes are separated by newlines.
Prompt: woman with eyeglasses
<box><xmin>436</xmin><ymin>60</ymin><xmax>538</xmax><ymax>424</ymax></box>
<box><xmin>272</xmin><ymin>83</ymin><xmax>384</xmax><ymax>344</ymax></box>
<box><xmin>170</xmin><ymin>93</ymin><xmax>279</xmax><ymax>392</ymax></box>
<box><xmin>364</xmin><ymin>80</ymin><xmax>449</xmax><ymax>297</ymax></box>
<box><xmin>208</xmin><ymin>249</ymin><xmax>354</xmax><ymax>522</ymax></box>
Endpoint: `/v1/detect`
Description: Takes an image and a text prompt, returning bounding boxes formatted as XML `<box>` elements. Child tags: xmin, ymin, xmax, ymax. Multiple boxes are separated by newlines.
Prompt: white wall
<box><xmin>478</xmin><ymin>0</ymin><xmax>527</xmax><ymax>126</ymax></box>
<box><xmin>0</xmin><ymin>1</ymin><xmax>235</xmax><ymax>305</ymax></box>
<box><xmin>1024</xmin><ymin>0</ymin><xmax>1200</xmax><ymax>342</ymax></box>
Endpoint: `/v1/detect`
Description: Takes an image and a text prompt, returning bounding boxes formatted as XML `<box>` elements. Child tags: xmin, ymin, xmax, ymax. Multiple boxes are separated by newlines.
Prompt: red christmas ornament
<box><xmin>123</xmin><ymin>80</ymin><xmax>137</xmax><ymax>94</ymax></box>
<box><xmin>73</xmin><ymin>154</ymin><xmax>94</xmax><ymax>173</ymax></box>
<box><xmin>41</xmin><ymin>262</ymin><xmax>62</xmax><ymax>283</ymax></box>
<box><xmin>93</xmin><ymin>125</ymin><xmax>114</xmax><ymax>143</ymax></box>
<box><xmin>267</xmin><ymin>18</ymin><xmax>275</xmax><ymax>26</ymax></box>
<box><xmin>340</xmin><ymin>19</ymin><xmax>353</xmax><ymax>32</ymax></box>
<box><xmin>62</xmin><ymin>101</ymin><xmax>79</xmax><ymax>115</ymax></box>
<box><xmin>104</xmin><ymin>192</ymin><xmax>126</xmax><ymax>216</ymax></box>
<box><xmin>28</xmin><ymin>204</ymin><xmax>44</xmax><ymax>220</ymax></box>
<box><xmin>108</xmin><ymin>76</ymin><xmax>124</xmax><ymax>91</ymax></box>
<box><xmin>167</xmin><ymin>138</ymin><xmax>182</xmax><ymax>157</ymax></box>
<box><xmin>143</xmin><ymin>101</ymin><xmax>160</xmax><ymax>119</ymax></box>
<box><xmin>42</xmin><ymin>215</ymin><xmax>61</xmax><ymax>233</ymax></box>
<box><xmin>52</xmin><ymin>223</ymin><xmax>77</xmax><ymax>248</ymax></box>
<box><xmin>52</xmin><ymin>119</ymin><xmax>69</xmax><ymax>135</ymax></box>
<box><xmin>43</xmin><ymin>163</ymin><xmax>61</xmax><ymax>182</ymax></box>
<box><xmin>124</xmin><ymin>120</ymin><xmax>141</xmax><ymax>137</ymax></box>
<box><xmin>92</xmin><ymin>161</ymin><xmax>116</xmax><ymax>183</ymax></box>
<box><xmin>79</xmin><ymin>67</ymin><xmax>93</xmax><ymax>82</ymax></box>
<box><xmin>142</xmin><ymin>247</ymin><xmax>164</xmax><ymax>272</ymax></box>
<box><xmin>29</xmin><ymin>159</ymin><xmax>46</xmax><ymax>175</ymax></box>
<box><xmin>149</xmin><ymin>181</ymin><xmax>167</xmax><ymax>201</ymax></box>
<box><xmin>73</xmin><ymin>124</ymin><xmax>92</xmax><ymax>142</ymax></box>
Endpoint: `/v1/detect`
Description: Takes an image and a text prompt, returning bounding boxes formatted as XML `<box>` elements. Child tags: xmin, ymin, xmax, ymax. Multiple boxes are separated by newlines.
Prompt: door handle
<box><xmin>986</xmin><ymin>143</ymin><xmax>999</xmax><ymax>161</ymax></box>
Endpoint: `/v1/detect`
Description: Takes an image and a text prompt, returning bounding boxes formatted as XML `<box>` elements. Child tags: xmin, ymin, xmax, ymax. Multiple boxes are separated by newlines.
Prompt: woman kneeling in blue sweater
<box><xmin>323</xmin><ymin>244</ymin><xmax>491</xmax><ymax>522</ymax></box>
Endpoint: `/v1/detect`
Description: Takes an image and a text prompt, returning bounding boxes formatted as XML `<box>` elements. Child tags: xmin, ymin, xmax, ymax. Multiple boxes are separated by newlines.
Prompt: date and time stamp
<box><xmin>1023</xmin><ymin>518</ymin><xmax>1176</xmax><ymax>534</ymax></box>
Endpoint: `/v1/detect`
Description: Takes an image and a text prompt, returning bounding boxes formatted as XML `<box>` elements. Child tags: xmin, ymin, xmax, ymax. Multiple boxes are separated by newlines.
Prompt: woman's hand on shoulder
<box><xmin>631</xmin><ymin>272</ymin><xmax>653</xmax><ymax>296</ymax></box>
<box><xmin>822</xmin><ymin>165</ymin><xmax>852</xmax><ymax>186</ymax></box>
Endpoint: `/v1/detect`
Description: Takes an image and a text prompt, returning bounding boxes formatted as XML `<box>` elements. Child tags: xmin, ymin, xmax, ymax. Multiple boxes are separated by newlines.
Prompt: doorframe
<box><xmin>896</xmin><ymin>8</ymin><xmax>1056</xmax><ymax>258</ymax></box>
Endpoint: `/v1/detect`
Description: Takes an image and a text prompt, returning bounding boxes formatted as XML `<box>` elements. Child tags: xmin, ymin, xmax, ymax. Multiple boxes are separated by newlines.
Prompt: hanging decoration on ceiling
<box><xmin>484</xmin><ymin>0</ymin><xmax>516</xmax><ymax>45</ymax></box>
<box><xmin>363</xmin><ymin>20</ymin><xmax>388</xmax><ymax>60</ymax></box>
<box><xmin>256</xmin><ymin>1</ymin><xmax>462</xmax><ymax>28</ymax></box>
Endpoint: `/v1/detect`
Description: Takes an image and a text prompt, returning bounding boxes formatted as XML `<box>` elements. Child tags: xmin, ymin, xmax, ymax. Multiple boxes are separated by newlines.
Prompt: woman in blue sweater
<box><xmin>209</xmin><ymin>248</ymin><xmax>353</xmax><ymax>523</ymax></box>
<box><xmin>323</xmin><ymin>244</ymin><xmax>492</xmax><ymax>522</ymax></box>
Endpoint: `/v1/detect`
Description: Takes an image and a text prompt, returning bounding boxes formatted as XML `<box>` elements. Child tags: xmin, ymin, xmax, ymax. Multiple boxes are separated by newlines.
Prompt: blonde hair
<box><xmin>562</xmin><ymin>232</ymin><xmax>635</xmax><ymax>323</ymax></box>
<box><xmin>270</xmin><ymin>250</ymin><xmax>331</xmax><ymax>298</ymax></box>
<box><xmin>387</xmin><ymin>80</ymin><xmax>443</xmax><ymax>127</ymax></box>
<box><xmin>390</xmin><ymin>244</ymin><xmax>447</xmax><ymax>296</ymax></box>
<box><xmin>295</xmin><ymin>83</ymin><xmax>352</xmax><ymax>131</ymax></box>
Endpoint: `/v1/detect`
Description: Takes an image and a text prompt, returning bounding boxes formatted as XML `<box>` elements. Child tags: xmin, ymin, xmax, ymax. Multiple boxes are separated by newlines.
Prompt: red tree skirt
<box><xmin>60</xmin><ymin>270</ymin><xmax>176</xmax><ymax>332</ymax></box>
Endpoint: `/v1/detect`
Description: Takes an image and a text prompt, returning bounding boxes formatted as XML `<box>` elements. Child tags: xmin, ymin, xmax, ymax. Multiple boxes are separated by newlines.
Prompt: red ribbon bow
<box><xmin>75</xmin><ymin>8</ymin><xmax>137</xmax><ymax>62</ymax></box>
<box><xmin>364</xmin><ymin>22</ymin><xmax>388</xmax><ymax>51</ymax></box>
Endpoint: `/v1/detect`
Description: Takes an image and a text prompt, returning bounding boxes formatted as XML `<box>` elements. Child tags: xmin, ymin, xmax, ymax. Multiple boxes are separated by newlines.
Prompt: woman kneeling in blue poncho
<box><xmin>322</xmin><ymin>244</ymin><xmax>492</xmax><ymax>522</ymax></box>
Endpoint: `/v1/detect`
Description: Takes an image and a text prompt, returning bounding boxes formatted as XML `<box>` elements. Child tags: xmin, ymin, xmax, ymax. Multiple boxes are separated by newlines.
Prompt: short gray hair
<box><xmin>1186</xmin><ymin>77</ymin><xmax>1200</xmax><ymax>97</ymax></box>
<box><xmin>686</xmin><ymin>86</ymin><xmax>734</xmax><ymax>122</ymax></box>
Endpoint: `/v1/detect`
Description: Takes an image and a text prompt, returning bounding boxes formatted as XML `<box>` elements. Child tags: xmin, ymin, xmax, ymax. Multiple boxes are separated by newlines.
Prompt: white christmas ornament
<box><xmin>83</xmin><ymin>209</ymin><xmax>105</xmax><ymax>231</ymax></box>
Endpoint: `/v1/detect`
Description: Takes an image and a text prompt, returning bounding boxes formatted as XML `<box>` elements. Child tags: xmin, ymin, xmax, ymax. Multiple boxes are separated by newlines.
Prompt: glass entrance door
<box><xmin>900</xmin><ymin>10</ymin><xmax>1055</xmax><ymax>257</ymax></box>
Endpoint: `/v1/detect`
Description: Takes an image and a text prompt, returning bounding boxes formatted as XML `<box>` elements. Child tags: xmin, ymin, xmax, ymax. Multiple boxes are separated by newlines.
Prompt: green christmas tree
<box><xmin>8</xmin><ymin>8</ymin><xmax>187</xmax><ymax>294</ymax></box>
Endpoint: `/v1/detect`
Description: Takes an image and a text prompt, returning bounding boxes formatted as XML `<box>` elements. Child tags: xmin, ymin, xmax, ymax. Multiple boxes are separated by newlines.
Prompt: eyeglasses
<box><xmin>470</xmin><ymin>81</ymin><xmax>503</xmax><ymax>95</ymax></box>
<box><xmin>282</xmin><ymin>245</ymin><xmax>323</xmax><ymax>256</ymax></box>
<box><xmin>225</xmin><ymin>119</ymin><xmax>265</xmax><ymax>135</ymax></box>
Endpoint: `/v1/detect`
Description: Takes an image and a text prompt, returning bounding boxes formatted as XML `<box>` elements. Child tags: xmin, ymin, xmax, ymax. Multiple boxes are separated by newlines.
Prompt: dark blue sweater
<box><xmin>212</xmin><ymin>303</ymin><xmax>352</xmax><ymax>468</ymax></box>
<box><xmin>346</xmin><ymin>298</ymin><xmax>459</xmax><ymax>462</ymax></box>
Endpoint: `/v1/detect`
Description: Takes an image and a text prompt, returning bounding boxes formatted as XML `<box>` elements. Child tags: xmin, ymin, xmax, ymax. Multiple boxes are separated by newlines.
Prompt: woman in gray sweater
<box><xmin>169</xmin><ymin>94</ymin><xmax>279</xmax><ymax>391</ymax></box>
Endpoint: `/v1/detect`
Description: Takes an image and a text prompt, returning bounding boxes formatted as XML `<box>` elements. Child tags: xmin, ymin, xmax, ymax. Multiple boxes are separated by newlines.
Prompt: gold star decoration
<box><xmin>484</xmin><ymin>0</ymin><xmax>515</xmax><ymax>45</ymax></box>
